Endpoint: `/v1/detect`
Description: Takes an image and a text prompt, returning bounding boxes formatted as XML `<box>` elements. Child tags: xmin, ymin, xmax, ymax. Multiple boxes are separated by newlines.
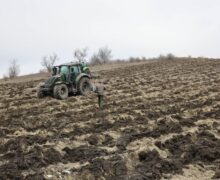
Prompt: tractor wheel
<box><xmin>53</xmin><ymin>84</ymin><xmax>69</xmax><ymax>100</ymax></box>
<box><xmin>37</xmin><ymin>88</ymin><xmax>45</xmax><ymax>99</ymax></box>
<box><xmin>78</xmin><ymin>77</ymin><xmax>91</xmax><ymax>95</ymax></box>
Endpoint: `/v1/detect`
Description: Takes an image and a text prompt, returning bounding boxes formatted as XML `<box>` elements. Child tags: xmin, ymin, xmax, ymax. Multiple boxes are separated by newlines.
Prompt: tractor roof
<box><xmin>54</xmin><ymin>62</ymin><xmax>86</xmax><ymax>67</ymax></box>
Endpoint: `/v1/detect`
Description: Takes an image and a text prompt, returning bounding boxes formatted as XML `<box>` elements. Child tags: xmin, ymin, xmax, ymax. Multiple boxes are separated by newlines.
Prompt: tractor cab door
<box><xmin>70</xmin><ymin>65</ymin><xmax>81</xmax><ymax>84</ymax></box>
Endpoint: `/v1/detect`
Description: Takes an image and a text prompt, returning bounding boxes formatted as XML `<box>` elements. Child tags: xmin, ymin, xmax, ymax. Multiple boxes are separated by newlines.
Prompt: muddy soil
<box><xmin>0</xmin><ymin>59</ymin><xmax>220</xmax><ymax>179</ymax></box>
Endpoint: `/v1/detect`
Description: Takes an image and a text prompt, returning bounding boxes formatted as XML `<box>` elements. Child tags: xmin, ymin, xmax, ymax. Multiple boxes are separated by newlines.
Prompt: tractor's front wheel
<box><xmin>78</xmin><ymin>77</ymin><xmax>91</xmax><ymax>95</ymax></box>
<box><xmin>53</xmin><ymin>84</ymin><xmax>69</xmax><ymax>100</ymax></box>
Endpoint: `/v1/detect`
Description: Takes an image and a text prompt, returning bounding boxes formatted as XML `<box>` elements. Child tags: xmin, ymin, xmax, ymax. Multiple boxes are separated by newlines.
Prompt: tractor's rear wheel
<box><xmin>78</xmin><ymin>77</ymin><xmax>91</xmax><ymax>95</ymax></box>
<box><xmin>37</xmin><ymin>88</ymin><xmax>45</xmax><ymax>99</ymax></box>
<box><xmin>53</xmin><ymin>84</ymin><xmax>69</xmax><ymax>100</ymax></box>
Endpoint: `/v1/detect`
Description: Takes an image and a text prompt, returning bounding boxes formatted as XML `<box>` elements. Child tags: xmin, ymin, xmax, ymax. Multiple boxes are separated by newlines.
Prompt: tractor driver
<box><xmin>70</xmin><ymin>67</ymin><xmax>75</xmax><ymax>83</ymax></box>
<box><xmin>52</xmin><ymin>67</ymin><xmax>58</xmax><ymax>76</ymax></box>
<box><xmin>60</xmin><ymin>66</ymin><xmax>69</xmax><ymax>81</ymax></box>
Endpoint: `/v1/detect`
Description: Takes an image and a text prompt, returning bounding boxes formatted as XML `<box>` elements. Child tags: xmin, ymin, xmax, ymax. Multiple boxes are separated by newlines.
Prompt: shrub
<box><xmin>158</xmin><ymin>53</ymin><xmax>175</xmax><ymax>60</ymax></box>
<box><xmin>3</xmin><ymin>75</ymin><xmax>9</xmax><ymax>81</ymax></box>
<box><xmin>73</xmin><ymin>48</ymin><xmax>88</xmax><ymax>63</ymax></box>
<box><xmin>8</xmin><ymin>60</ymin><xmax>20</xmax><ymax>78</ymax></box>
<box><xmin>90</xmin><ymin>47</ymin><xmax>112</xmax><ymax>65</ymax></box>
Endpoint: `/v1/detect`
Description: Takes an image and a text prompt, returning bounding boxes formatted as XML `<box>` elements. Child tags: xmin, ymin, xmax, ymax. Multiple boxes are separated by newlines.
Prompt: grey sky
<box><xmin>0</xmin><ymin>0</ymin><xmax>220</xmax><ymax>77</ymax></box>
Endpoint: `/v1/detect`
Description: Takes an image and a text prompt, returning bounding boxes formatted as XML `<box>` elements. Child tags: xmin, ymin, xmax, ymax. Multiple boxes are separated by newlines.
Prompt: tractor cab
<box><xmin>53</xmin><ymin>63</ymin><xmax>90</xmax><ymax>83</ymax></box>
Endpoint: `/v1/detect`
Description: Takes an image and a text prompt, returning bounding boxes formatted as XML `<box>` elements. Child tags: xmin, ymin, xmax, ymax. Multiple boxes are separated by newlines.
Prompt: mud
<box><xmin>77</xmin><ymin>155</ymin><xmax>128</xmax><ymax>180</ymax></box>
<box><xmin>0</xmin><ymin>146</ymin><xmax>62</xmax><ymax>179</ymax></box>
<box><xmin>116</xmin><ymin>118</ymin><xmax>183</xmax><ymax>151</ymax></box>
<box><xmin>0</xmin><ymin>59</ymin><xmax>220</xmax><ymax>179</ymax></box>
<box><xmin>155</xmin><ymin>130</ymin><xmax>220</xmax><ymax>179</ymax></box>
<box><xmin>156</xmin><ymin>131</ymin><xmax>220</xmax><ymax>164</ymax></box>
<box><xmin>135</xmin><ymin>150</ymin><xmax>183</xmax><ymax>179</ymax></box>
<box><xmin>0</xmin><ymin>135</ymin><xmax>47</xmax><ymax>154</ymax></box>
<box><xmin>63</xmin><ymin>146</ymin><xmax>108</xmax><ymax>163</ymax></box>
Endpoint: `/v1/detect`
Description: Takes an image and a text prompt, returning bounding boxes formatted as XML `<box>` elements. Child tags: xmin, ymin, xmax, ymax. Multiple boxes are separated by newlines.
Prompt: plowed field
<box><xmin>0</xmin><ymin>59</ymin><xmax>220</xmax><ymax>180</ymax></box>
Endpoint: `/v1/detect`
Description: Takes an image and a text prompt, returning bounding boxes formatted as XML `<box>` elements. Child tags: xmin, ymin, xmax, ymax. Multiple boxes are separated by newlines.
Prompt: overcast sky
<box><xmin>0</xmin><ymin>0</ymin><xmax>220</xmax><ymax>77</ymax></box>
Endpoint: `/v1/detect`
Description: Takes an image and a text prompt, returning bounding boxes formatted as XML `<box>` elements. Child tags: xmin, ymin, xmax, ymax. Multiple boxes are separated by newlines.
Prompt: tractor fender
<box><xmin>54</xmin><ymin>74</ymin><xmax>66</xmax><ymax>85</ymax></box>
<box><xmin>75</xmin><ymin>73</ymin><xmax>90</xmax><ymax>85</ymax></box>
<box><xmin>55</xmin><ymin>81</ymin><xmax>67</xmax><ymax>85</ymax></box>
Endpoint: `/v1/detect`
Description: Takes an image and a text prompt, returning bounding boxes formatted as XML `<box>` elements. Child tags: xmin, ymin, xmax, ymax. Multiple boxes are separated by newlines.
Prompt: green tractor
<box><xmin>37</xmin><ymin>62</ymin><xmax>92</xmax><ymax>100</ymax></box>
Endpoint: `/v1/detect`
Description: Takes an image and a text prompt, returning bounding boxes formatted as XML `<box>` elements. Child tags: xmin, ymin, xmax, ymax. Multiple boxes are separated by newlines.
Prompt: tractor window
<box><xmin>71</xmin><ymin>66</ymin><xmax>80</xmax><ymax>74</ymax></box>
<box><xmin>60</xmin><ymin>66</ymin><xmax>69</xmax><ymax>74</ymax></box>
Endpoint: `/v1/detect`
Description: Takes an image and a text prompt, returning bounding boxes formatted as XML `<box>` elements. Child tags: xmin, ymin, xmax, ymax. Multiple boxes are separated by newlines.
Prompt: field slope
<box><xmin>0</xmin><ymin>59</ymin><xmax>220</xmax><ymax>179</ymax></box>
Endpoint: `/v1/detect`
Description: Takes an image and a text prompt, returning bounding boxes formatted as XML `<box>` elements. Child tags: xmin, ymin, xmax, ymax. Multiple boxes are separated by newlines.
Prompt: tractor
<box><xmin>37</xmin><ymin>62</ymin><xmax>92</xmax><ymax>100</ymax></box>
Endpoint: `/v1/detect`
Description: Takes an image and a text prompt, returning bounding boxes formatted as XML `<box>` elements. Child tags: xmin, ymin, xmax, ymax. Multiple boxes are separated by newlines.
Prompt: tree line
<box><xmin>3</xmin><ymin>49</ymin><xmax>180</xmax><ymax>80</ymax></box>
<box><xmin>4</xmin><ymin>46</ymin><xmax>112</xmax><ymax>79</ymax></box>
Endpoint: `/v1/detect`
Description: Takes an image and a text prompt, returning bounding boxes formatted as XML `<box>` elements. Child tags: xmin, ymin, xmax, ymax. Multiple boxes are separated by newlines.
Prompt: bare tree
<box><xmin>73</xmin><ymin>48</ymin><xmax>88</xmax><ymax>63</ymax></box>
<box><xmin>90</xmin><ymin>46</ymin><xmax>112</xmax><ymax>65</ymax></box>
<box><xmin>90</xmin><ymin>54</ymin><xmax>101</xmax><ymax>65</ymax></box>
<box><xmin>41</xmin><ymin>53</ymin><xmax>59</xmax><ymax>72</ymax></box>
<box><xmin>98</xmin><ymin>46</ymin><xmax>112</xmax><ymax>64</ymax></box>
<box><xmin>8</xmin><ymin>59</ymin><xmax>20</xmax><ymax>78</ymax></box>
<box><xmin>158</xmin><ymin>53</ymin><xmax>175</xmax><ymax>60</ymax></box>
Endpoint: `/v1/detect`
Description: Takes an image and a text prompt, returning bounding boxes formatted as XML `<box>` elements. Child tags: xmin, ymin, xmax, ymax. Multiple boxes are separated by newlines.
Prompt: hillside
<box><xmin>0</xmin><ymin>59</ymin><xmax>220</xmax><ymax>179</ymax></box>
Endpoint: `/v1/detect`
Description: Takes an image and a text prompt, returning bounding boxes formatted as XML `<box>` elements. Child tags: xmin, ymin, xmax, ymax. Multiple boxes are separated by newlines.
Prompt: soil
<box><xmin>0</xmin><ymin>59</ymin><xmax>220</xmax><ymax>179</ymax></box>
